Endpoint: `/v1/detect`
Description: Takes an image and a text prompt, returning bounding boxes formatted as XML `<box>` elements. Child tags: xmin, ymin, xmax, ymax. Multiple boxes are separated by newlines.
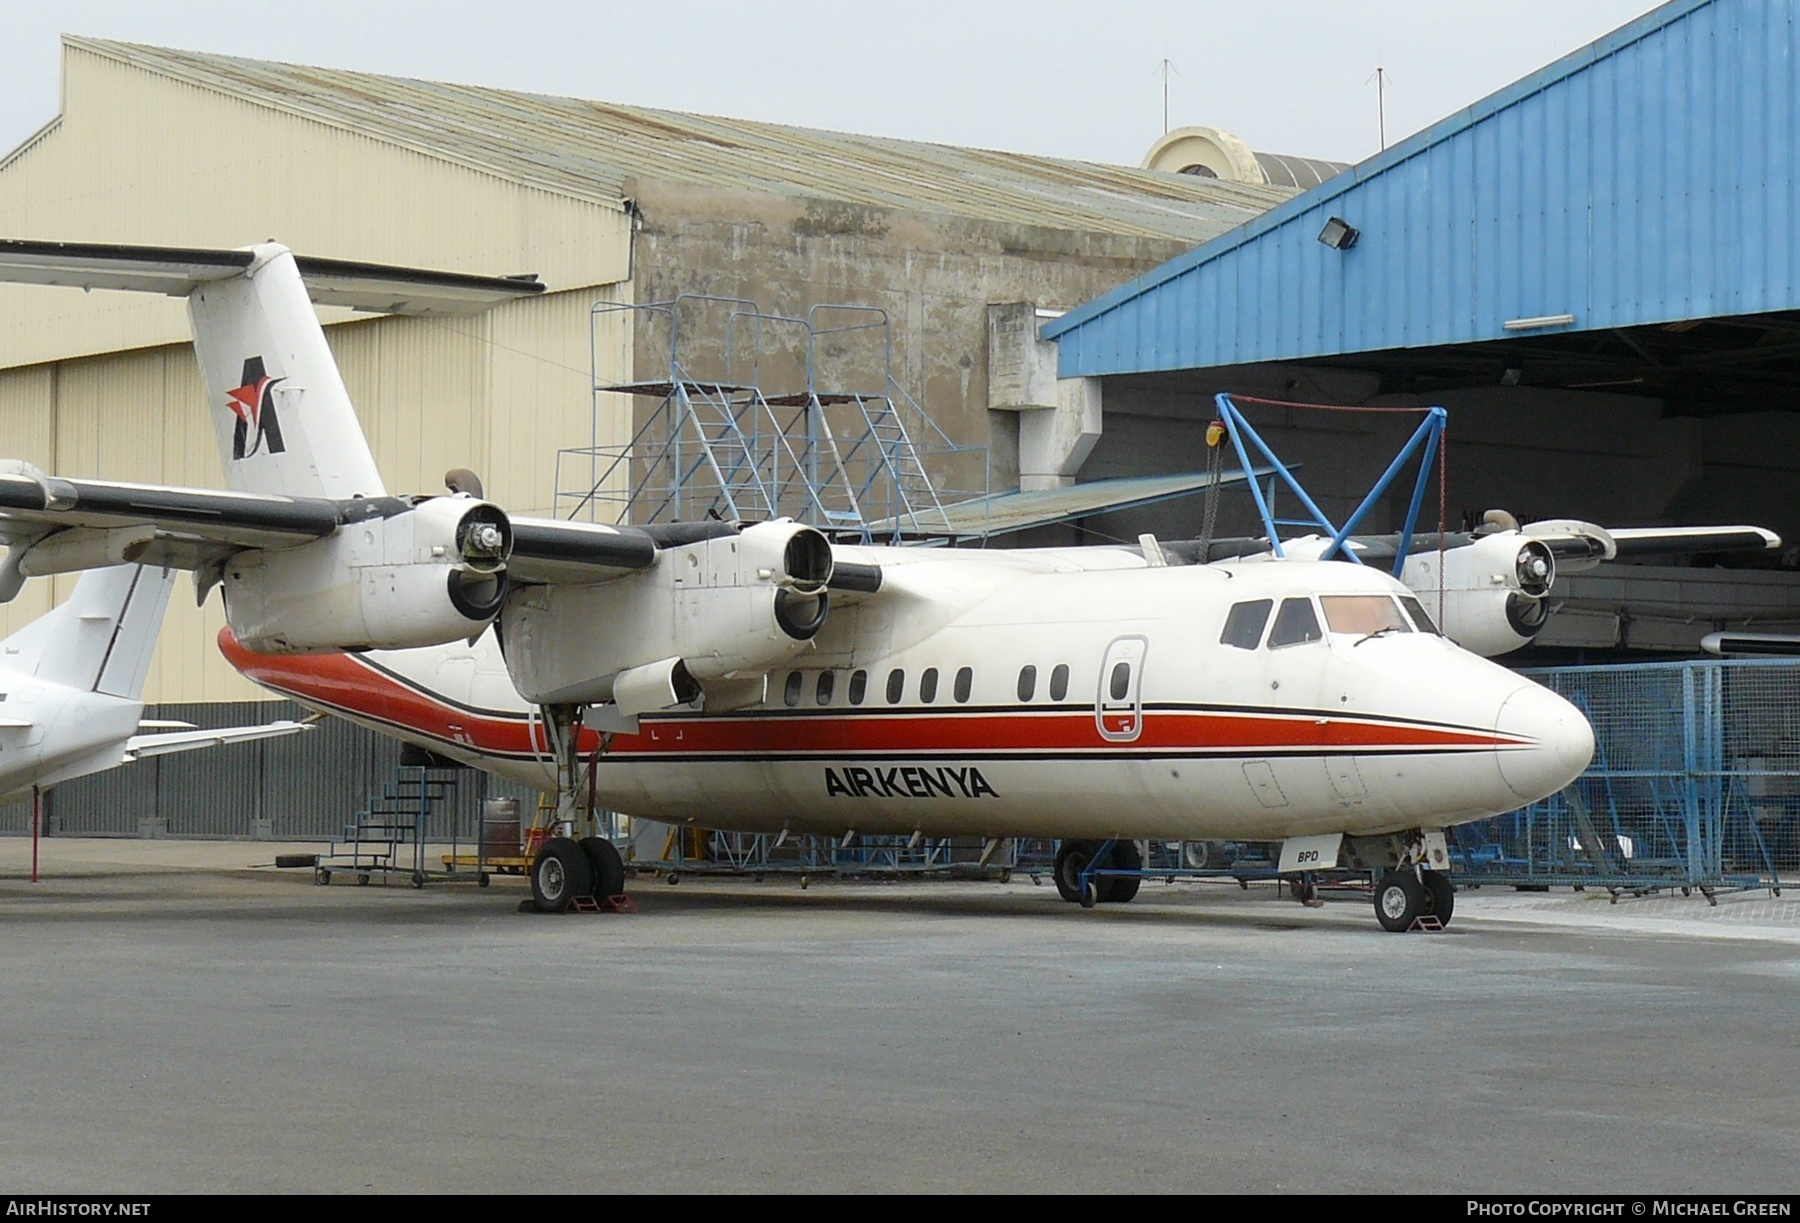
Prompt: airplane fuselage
<box><xmin>222</xmin><ymin>548</ymin><xmax>1593</xmax><ymax>843</ymax></box>
<box><xmin>0</xmin><ymin>667</ymin><xmax>141</xmax><ymax>804</ymax></box>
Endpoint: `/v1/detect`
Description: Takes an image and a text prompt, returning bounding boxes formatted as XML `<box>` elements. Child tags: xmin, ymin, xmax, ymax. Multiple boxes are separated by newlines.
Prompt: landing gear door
<box><xmin>1096</xmin><ymin>636</ymin><xmax>1148</xmax><ymax>743</ymax></box>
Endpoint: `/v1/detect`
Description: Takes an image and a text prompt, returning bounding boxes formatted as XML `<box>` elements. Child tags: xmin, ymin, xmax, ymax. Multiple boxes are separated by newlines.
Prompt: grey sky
<box><xmin>0</xmin><ymin>1</ymin><xmax>1663</xmax><ymax>170</ymax></box>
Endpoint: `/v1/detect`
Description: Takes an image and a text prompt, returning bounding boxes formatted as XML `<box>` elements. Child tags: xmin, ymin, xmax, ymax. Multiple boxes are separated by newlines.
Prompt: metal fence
<box><xmin>1451</xmin><ymin>659</ymin><xmax>1799</xmax><ymax>893</ymax></box>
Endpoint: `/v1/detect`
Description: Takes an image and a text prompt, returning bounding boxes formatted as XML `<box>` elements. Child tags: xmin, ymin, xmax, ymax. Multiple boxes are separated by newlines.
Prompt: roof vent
<box><xmin>1144</xmin><ymin>126</ymin><xmax>1347</xmax><ymax>189</ymax></box>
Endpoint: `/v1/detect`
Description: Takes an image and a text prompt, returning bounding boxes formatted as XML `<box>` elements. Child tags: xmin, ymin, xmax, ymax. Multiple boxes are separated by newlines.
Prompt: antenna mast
<box><xmin>1374</xmin><ymin>64</ymin><xmax>1388</xmax><ymax>150</ymax></box>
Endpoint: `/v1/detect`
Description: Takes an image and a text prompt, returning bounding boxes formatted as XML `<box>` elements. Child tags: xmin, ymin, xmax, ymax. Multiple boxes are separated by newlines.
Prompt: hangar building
<box><xmin>1038</xmin><ymin>0</ymin><xmax>1800</xmax><ymax>656</ymax></box>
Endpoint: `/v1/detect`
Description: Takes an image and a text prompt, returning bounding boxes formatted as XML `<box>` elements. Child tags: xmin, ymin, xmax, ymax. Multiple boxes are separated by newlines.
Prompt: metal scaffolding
<box><xmin>558</xmin><ymin>295</ymin><xmax>987</xmax><ymax>543</ymax></box>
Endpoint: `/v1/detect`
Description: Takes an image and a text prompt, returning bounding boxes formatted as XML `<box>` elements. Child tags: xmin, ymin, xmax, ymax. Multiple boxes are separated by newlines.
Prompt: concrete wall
<box><xmin>623</xmin><ymin>177</ymin><xmax>1201</xmax><ymax>494</ymax></box>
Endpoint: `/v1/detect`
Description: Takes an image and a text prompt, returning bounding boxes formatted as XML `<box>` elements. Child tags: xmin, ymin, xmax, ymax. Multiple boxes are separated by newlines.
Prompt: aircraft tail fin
<box><xmin>186</xmin><ymin>245</ymin><xmax>389</xmax><ymax>500</ymax></box>
<box><xmin>0</xmin><ymin>565</ymin><xmax>177</xmax><ymax>697</ymax></box>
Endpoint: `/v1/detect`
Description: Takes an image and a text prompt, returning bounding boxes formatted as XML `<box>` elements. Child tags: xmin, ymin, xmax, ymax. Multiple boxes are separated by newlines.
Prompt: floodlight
<box><xmin>1317</xmin><ymin>216</ymin><xmax>1359</xmax><ymax>250</ymax></box>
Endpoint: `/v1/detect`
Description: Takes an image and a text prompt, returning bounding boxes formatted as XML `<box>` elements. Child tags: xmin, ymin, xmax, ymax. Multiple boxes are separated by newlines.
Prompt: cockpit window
<box><xmin>1320</xmin><ymin>595</ymin><xmax>1412</xmax><ymax>637</ymax></box>
<box><xmin>1220</xmin><ymin>599</ymin><xmax>1273</xmax><ymax>650</ymax></box>
<box><xmin>1399</xmin><ymin>595</ymin><xmax>1441</xmax><ymax>636</ymax></box>
<box><xmin>1267</xmin><ymin>598</ymin><xmax>1323</xmax><ymax>648</ymax></box>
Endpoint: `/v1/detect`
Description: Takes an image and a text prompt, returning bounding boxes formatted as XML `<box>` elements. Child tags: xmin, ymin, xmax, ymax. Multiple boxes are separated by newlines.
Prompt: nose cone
<box><xmin>1495</xmin><ymin>684</ymin><xmax>1594</xmax><ymax>802</ymax></box>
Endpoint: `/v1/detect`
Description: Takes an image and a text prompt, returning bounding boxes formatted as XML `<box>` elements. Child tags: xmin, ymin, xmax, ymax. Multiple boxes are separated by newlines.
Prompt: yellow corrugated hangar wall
<box><xmin>0</xmin><ymin>39</ymin><xmax>634</xmax><ymax>704</ymax></box>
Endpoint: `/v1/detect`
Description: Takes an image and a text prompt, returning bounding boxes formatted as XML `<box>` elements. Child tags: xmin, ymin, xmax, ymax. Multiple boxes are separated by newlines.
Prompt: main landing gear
<box><xmin>527</xmin><ymin>703</ymin><xmax>630</xmax><ymax>915</ymax></box>
<box><xmin>1053</xmin><ymin>839</ymin><xmax>1142</xmax><ymax>907</ymax></box>
<box><xmin>1373</xmin><ymin>867</ymin><xmax>1454</xmax><ymax>932</ymax></box>
<box><xmin>530</xmin><ymin>834</ymin><xmax>627</xmax><ymax>913</ymax></box>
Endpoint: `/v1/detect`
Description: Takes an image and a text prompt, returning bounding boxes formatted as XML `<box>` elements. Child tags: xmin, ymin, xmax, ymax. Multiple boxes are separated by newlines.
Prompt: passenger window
<box><xmin>1017</xmin><ymin>665</ymin><xmax>1037</xmax><ymax>702</ymax></box>
<box><xmin>1320</xmin><ymin>595</ymin><xmax>1411</xmax><ymax>636</ymax></box>
<box><xmin>920</xmin><ymin>667</ymin><xmax>939</xmax><ymax>703</ymax></box>
<box><xmin>886</xmin><ymin>669</ymin><xmax>905</xmax><ymax>704</ymax></box>
<box><xmin>1221</xmin><ymin>599</ymin><xmax>1274</xmax><ymax>649</ymax></box>
<box><xmin>1109</xmin><ymin>662</ymin><xmax>1131</xmax><ymax>701</ymax></box>
<box><xmin>784</xmin><ymin>671</ymin><xmax>803</xmax><ymax>707</ymax></box>
<box><xmin>849</xmin><ymin>669</ymin><xmax>868</xmax><ymax>705</ymax></box>
<box><xmin>1268</xmin><ymin>598</ymin><xmax>1323</xmax><ymax>648</ymax></box>
<box><xmin>954</xmin><ymin>667</ymin><xmax>972</xmax><ymax>703</ymax></box>
<box><xmin>1049</xmin><ymin>664</ymin><xmax>1070</xmax><ymax>701</ymax></box>
<box><xmin>816</xmin><ymin>671</ymin><xmax>835</xmax><ymax>705</ymax></box>
<box><xmin>1400</xmin><ymin>596</ymin><xmax>1441</xmax><ymax>636</ymax></box>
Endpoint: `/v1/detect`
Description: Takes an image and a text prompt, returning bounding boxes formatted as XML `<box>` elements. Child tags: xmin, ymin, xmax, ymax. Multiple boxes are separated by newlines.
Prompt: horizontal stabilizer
<box><xmin>0</xmin><ymin>239</ymin><xmax>546</xmax><ymax>316</ymax></box>
<box><xmin>123</xmin><ymin>718</ymin><xmax>311</xmax><ymax>761</ymax></box>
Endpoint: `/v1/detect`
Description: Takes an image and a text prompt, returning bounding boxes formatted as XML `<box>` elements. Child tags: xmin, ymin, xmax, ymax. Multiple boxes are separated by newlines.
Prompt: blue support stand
<box><xmin>1213</xmin><ymin>393</ymin><xmax>1446</xmax><ymax>574</ymax></box>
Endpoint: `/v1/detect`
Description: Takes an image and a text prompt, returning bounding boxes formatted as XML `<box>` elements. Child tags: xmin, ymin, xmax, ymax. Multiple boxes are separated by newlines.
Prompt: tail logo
<box><xmin>226</xmin><ymin>356</ymin><xmax>288</xmax><ymax>460</ymax></box>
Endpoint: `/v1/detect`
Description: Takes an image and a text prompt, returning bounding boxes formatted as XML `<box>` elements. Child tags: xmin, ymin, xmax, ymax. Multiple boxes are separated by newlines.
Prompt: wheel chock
<box><xmin>1407</xmin><ymin>915</ymin><xmax>1445</xmax><ymax>932</ymax></box>
<box><xmin>568</xmin><ymin>893</ymin><xmax>637</xmax><ymax>915</ymax></box>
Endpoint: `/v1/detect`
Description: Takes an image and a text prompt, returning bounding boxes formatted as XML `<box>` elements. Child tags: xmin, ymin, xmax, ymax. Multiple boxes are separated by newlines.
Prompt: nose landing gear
<box><xmin>1374</xmin><ymin>867</ymin><xmax>1455</xmax><ymax>931</ymax></box>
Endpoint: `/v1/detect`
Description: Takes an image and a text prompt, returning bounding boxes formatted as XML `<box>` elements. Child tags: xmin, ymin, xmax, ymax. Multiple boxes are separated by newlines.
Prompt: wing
<box><xmin>0</xmin><ymin>469</ymin><xmax>341</xmax><ymax>549</ymax></box>
<box><xmin>1169</xmin><ymin>521</ymin><xmax>1781</xmax><ymax>571</ymax></box>
<box><xmin>1607</xmin><ymin>525</ymin><xmax>1782</xmax><ymax>557</ymax></box>
<box><xmin>0</xmin><ymin>464</ymin><xmax>345</xmax><ymax>600</ymax></box>
<box><xmin>123</xmin><ymin>718</ymin><xmax>311</xmax><ymax>761</ymax></box>
<box><xmin>1701</xmin><ymin>631</ymin><xmax>1800</xmax><ymax>657</ymax></box>
<box><xmin>1522</xmin><ymin>520</ymin><xmax>1781</xmax><ymax>573</ymax></box>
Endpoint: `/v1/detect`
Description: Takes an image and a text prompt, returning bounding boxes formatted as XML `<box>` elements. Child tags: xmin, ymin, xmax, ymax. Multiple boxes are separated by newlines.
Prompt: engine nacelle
<box><xmin>501</xmin><ymin>520</ymin><xmax>835</xmax><ymax>706</ymax></box>
<box><xmin>224</xmin><ymin>495</ymin><xmax>512</xmax><ymax>653</ymax></box>
<box><xmin>1400</xmin><ymin>533</ymin><xmax>1555</xmax><ymax>657</ymax></box>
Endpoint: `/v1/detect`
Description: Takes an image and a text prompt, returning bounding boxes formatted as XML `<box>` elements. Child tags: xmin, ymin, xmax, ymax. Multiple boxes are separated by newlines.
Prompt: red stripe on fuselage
<box><xmin>219</xmin><ymin>629</ymin><xmax>1528</xmax><ymax>760</ymax></box>
<box><xmin>220</xmin><ymin>629</ymin><xmax>562</xmax><ymax>758</ymax></box>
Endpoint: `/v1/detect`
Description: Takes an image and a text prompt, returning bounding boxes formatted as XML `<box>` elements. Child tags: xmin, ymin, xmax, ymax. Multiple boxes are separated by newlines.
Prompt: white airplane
<box><xmin>0</xmin><ymin>560</ymin><xmax>308</xmax><ymax>808</ymax></box>
<box><xmin>0</xmin><ymin>239</ymin><xmax>1601</xmax><ymax>931</ymax></box>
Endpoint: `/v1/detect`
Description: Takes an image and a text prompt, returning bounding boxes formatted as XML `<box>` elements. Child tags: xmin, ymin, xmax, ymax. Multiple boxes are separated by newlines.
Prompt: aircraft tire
<box><xmin>1422</xmin><ymin>869</ymin><xmax>1455</xmax><ymax>927</ymax></box>
<box><xmin>579</xmin><ymin>836</ymin><xmax>627</xmax><ymax>902</ymax></box>
<box><xmin>531</xmin><ymin>836</ymin><xmax>592</xmax><ymax>914</ymax></box>
<box><xmin>1053</xmin><ymin>840</ymin><xmax>1100</xmax><ymax>903</ymax></box>
<box><xmin>1102</xmin><ymin>840</ymin><xmax>1142</xmax><ymax>903</ymax></box>
<box><xmin>1374</xmin><ymin>870</ymin><xmax>1427</xmax><ymax>932</ymax></box>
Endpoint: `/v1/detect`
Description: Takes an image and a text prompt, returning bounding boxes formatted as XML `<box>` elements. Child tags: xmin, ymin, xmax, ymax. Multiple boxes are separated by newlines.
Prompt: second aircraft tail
<box><xmin>0</xmin><ymin>565</ymin><xmax>177</xmax><ymax>698</ymax></box>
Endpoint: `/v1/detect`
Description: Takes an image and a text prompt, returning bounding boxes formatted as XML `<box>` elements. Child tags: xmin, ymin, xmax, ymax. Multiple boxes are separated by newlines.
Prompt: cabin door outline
<box><xmin>1095</xmin><ymin>635</ymin><xmax>1148</xmax><ymax>743</ymax></box>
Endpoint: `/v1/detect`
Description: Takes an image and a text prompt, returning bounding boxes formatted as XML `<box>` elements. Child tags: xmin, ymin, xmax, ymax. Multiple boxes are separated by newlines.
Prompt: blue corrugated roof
<box><xmin>1044</xmin><ymin>0</ymin><xmax>1796</xmax><ymax>377</ymax></box>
